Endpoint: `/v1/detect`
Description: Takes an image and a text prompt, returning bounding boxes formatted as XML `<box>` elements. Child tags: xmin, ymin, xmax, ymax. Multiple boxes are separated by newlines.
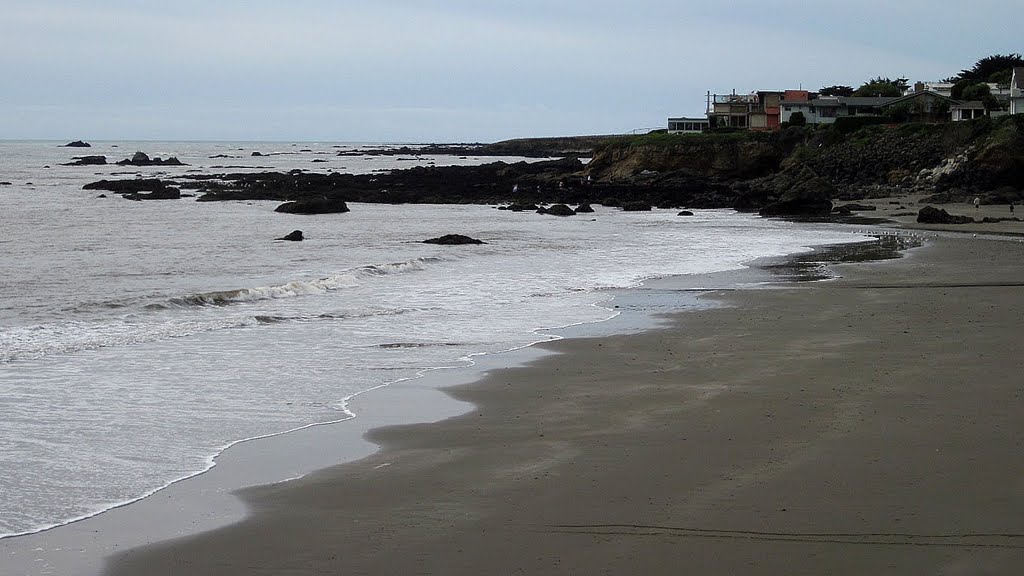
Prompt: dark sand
<box><xmin>105</xmin><ymin>234</ymin><xmax>1024</xmax><ymax>575</ymax></box>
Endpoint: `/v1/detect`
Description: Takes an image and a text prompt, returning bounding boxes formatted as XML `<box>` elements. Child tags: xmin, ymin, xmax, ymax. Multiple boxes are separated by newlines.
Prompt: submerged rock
<box><xmin>274</xmin><ymin>197</ymin><xmax>350</xmax><ymax>214</ymax></box>
<box><xmin>678</xmin><ymin>210</ymin><xmax>694</xmax><ymax>216</ymax></box>
<box><xmin>540</xmin><ymin>204</ymin><xmax>576</xmax><ymax>216</ymax></box>
<box><xmin>278</xmin><ymin>230</ymin><xmax>304</xmax><ymax>241</ymax></box>
<box><xmin>63</xmin><ymin>155</ymin><xmax>107</xmax><ymax>166</ymax></box>
<box><xmin>423</xmin><ymin>234</ymin><xmax>485</xmax><ymax>245</ymax></box>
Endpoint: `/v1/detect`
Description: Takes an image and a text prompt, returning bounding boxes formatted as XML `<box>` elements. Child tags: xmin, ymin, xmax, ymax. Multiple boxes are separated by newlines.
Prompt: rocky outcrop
<box><xmin>83</xmin><ymin>179</ymin><xmax>170</xmax><ymax>193</ymax></box>
<box><xmin>116</xmin><ymin>152</ymin><xmax>185</xmax><ymax>166</ymax></box>
<box><xmin>62</xmin><ymin>140</ymin><xmax>91</xmax><ymax>147</ymax></box>
<box><xmin>574</xmin><ymin>203</ymin><xmax>594</xmax><ymax>213</ymax></box>
<box><xmin>278</xmin><ymin>230</ymin><xmax>304</xmax><ymax>241</ymax></box>
<box><xmin>423</xmin><ymin>234</ymin><xmax>485</xmax><ymax>245</ymax></box>
<box><xmin>734</xmin><ymin>163</ymin><xmax>834</xmax><ymax>216</ymax></box>
<box><xmin>538</xmin><ymin>204</ymin><xmax>576</xmax><ymax>216</ymax></box>
<box><xmin>124</xmin><ymin>188</ymin><xmax>182</xmax><ymax>201</ymax></box>
<box><xmin>274</xmin><ymin>197</ymin><xmax>350</xmax><ymax>214</ymax></box>
<box><xmin>63</xmin><ymin>155</ymin><xmax>107</xmax><ymax>166</ymax></box>
<box><xmin>916</xmin><ymin>206</ymin><xmax>974</xmax><ymax>224</ymax></box>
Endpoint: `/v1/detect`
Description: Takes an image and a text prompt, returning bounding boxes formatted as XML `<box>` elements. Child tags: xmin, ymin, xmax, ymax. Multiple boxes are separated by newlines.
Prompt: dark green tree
<box><xmin>853</xmin><ymin>77</ymin><xmax>908</xmax><ymax>97</ymax></box>
<box><xmin>819</xmin><ymin>85</ymin><xmax>854</xmax><ymax>97</ymax></box>
<box><xmin>954</xmin><ymin>53</ymin><xmax>1024</xmax><ymax>83</ymax></box>
<box><xmin>789</xmin><ymin>111</ymin><xmax>807</xmax><ymax>126</ymax></box>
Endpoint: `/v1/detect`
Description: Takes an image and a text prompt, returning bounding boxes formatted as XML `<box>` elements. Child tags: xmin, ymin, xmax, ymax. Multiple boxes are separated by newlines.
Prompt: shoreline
<box><xmin>0</xmin><ymin>226</ymin><xmax>878</xmax><ymax>575</ymax></box>
<box><xmin>103</xmin><ymin>230</ymin><xmax>1024</xmax><ymax>574</ymax></box>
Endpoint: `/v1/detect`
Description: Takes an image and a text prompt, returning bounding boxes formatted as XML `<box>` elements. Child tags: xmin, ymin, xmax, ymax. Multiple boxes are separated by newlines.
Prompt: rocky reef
<box><xmin>81</xmin><ymin>116</ymin><xmax>1024</xmax><ymax>217</ymax></box>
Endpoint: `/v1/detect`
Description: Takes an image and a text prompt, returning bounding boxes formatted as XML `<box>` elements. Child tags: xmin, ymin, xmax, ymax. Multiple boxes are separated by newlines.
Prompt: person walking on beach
<box><xmin>1010</xmin><ymin>202</ymin><xmax>1015</xmax><ymax>215</ymax></box>
<box><xmin>974</xmin><ymin>197</ymin><xmax>981</xmax><ymax>210</ymax></box>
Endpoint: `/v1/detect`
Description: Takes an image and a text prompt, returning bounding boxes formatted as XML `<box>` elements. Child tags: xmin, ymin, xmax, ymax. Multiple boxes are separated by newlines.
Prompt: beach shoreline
<box><xmin>1</xmin><ymin>220</ymin><xmax>879</xmax><ymax>575</ymax></box>
<box><xmin>100</xmin><ymin>229</ymin><xmax>1024</xmax><ymax>575</ymax></box>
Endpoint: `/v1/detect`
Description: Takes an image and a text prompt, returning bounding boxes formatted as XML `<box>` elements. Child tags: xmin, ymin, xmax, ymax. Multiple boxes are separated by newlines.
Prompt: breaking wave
<box><xmin>163</xmin><ymin>257</ymin><xmax>442</xmax><ymax>308</ymax></box>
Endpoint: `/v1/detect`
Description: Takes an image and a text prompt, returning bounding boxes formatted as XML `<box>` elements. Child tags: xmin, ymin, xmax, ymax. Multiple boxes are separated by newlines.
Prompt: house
<box><xmin>880</xmin><ymin>91</ymin><xmax>957</xmax><ymax>120</ymax></box>
<box><xmin>1011</xmin><ymin>67</ymin><xmax>1024</xmax><ymax>115</ymax></box>
<box><xmin>703</xmin><ymin>90</ymin><xmax>784</xmax><ymax>130</ymax></box>
<box><xmin>667</xmin><ymin>117</ymin><xmax>710</xmax><ymax>133</ymax></box>
<box><xmin>706</xmin><ymin>92</ymin><xmax>760</xmax><ymax>128</ymax></box>
<box><xmin>951</xmin><ymin>101</ymin><xmax>987</xmax><ymax>121</ymax></box>
<box><xmin>779</xmin><ymin>95</ymin><xmax>898</xmax><ymax>125</ymax></box>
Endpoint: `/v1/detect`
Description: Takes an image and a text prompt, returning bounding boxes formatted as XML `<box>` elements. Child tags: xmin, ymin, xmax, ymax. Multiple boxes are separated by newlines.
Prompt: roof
<box><xmin>837</xmin><ymin>96</ymin><xmax>900</xmax><ymax>106</ymax></box>
<box><xmin>951</xmin><ymin>101</ymin><xmax>986</xmax><ymax>110</ymax></box>
<box><xmin>882</xmin><ymin>90</ymin><xmax>957</xmax><ymax>108</ymax></box>
<box><xmin>779</xmin><ymin>99</ymin><xmax>841</xmax><ymax>107</ymax></box>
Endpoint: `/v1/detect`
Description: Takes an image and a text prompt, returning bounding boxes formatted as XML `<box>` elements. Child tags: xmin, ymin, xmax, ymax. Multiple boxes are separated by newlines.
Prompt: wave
<box><xmin>163</xmin><ymin>257</ymin><xmax>443</xmax><ymax>309</ymax></box>
<box><xmin>0</xmin><ymin>308</ymin><xmax>413</xmax><ymax>363</ymax></box>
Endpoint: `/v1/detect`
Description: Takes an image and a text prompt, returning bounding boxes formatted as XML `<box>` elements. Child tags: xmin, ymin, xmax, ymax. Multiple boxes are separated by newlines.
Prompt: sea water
<box><xmin>0</xmin><ymin>140</ymin><xmax>868</xmax><ymax>538</ymax></box>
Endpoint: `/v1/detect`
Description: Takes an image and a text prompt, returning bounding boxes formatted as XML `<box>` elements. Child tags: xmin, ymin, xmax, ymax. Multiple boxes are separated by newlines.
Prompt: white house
<box><xmin>1011</xmin><ymin>67</ymin><xmax>1024</xmax><ymax>115</ymax></box>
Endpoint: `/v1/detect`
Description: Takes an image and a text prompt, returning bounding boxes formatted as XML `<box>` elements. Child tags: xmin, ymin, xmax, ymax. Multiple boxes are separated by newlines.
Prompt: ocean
<box><xmin>0</xmin><ymin>140</ymin><xmax>869</xmax><ymax>540</ymax></box>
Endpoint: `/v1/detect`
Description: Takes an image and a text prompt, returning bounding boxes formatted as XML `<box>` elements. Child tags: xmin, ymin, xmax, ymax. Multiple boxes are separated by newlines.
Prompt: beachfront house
<box><xmin>704</xmin><ymin>90</ymin><xmax>783</xmax><ymax>130</ymax></box>
<box><xmin>667</xmin><ymin>116</ymin><xmax>711</xmax><ymax>133</ymax></box>
<box><xmin>951</xmin><ymin>101</ymin><xmax>987</xmax><ymax>121</ymax></box>
<box><xmin>880</xmin><ymin>90</ymin><xmax>957</xmax><ymax>121</ymax></box>
<box><xmin>779</xmin><ymin>95</ymin><xmax>899</xmax><ymax>124</ymax></box>
<box><xmin>1011</xmin><ymin>67</ymin><xmax>1024</xmax><ymax>115</ymax></box>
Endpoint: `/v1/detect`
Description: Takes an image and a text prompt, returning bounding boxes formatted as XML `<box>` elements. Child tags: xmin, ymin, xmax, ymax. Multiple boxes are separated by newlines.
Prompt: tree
<box><xmin>853</xmin><ymin>77</ymin><xmax>908</xmax><ymax>97</ymax></box>
<box><xmin>819</xmin><ymin>85</ymin><xmax>854</xmax><ymax>97</ymax></box>
<box><xmin>954</xmin><ymin>53</ymin><xmax>1024</xmax><ymax>83</ymax></box>
<box><xmin>789</xmin><ymin>111</ymin><xmax>807</xmax><ymax>126</ymax></box>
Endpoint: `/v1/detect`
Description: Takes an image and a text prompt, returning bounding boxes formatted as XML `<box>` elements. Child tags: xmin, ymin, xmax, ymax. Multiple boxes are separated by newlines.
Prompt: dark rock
<box><xmin>97</xmin><ymin>194</ymin><xmax>107</xmax><ymax>198</ymax></box>
<box><xmin>116</xmin><ymin>152</ymin><xmax>185</xmax><ymax>166</ymax></box>
<box><xmin>311</xmin><ymin>159</ymin><xmax>328</xmax><ymax>163</ymax></box>
<box><xmin>125</xmin><ymin>188</ymin><xmax>181</xmax><ymax>201</ymax></box>
<box><xmin>251</xmin><ymin>151</ymin><xmax>264</xmax><ymax>156</ymax></box>
<box><xmin>678</xmin><ymin>210</ymin><xmax>695</xmax><ymax>216</ymax></box>
<box><xmin>542</xmin><ymin>204</ymin><xmax>576</xmax><ymax>216</ymax></box>
<box><xmin>836</xmin><ymin>203</ymin><xmax>876</xmax><ymax>211</ymax></box>
<box><xmin>62</xmin><ymin>140</ymin><xmax>91</xmax><ymax>147</ymax></box>
<box><xmin>274</xmin><ymin>197</ymin><xmax>350</xmax><ymax>214</ymax></box>
<box><xmin>916</xmin><ymin>206</ymin><xmax>974</xmax><ymax>224</ymax></box>
<box><xmin>278</xmin><ymin>230</ymin><xmax>304</xmax><ymax>241</ymax></box>
<box><xmin>574</xmin><ymin>203</ymin><xmax>594</xmax><ymax>213</ymax></box>
<box><xmin>423</xmin><ymin>234</ymin><xmax>485</xmax><ymax>245</ymax></box>
<box><xmin>743</xmin><ymin>164</ymin><xmax>834</xmax><ymax>217</ymax></box>
<box><xmin>621</xmin><ymin>201</ymin><xmax>652</xmax><ymax>212</ymax></box>
<box><xmin>63</xmin><ymin>155</ymin><xmax>107</xmax><ymax>166</ymax></box>
<box><xmin>0</xmin><ymin>182</ymin><xmax>11</xmax><ymax>186</ymax></box>
<box><xmin>84</xmin><ymin>179</ymin><xmax>169</xmax><ymax>193</ymax></box>
<box><xmin>506</xmin><ymin>203</ymin><xmax>539</xmax><ymax>212</ymax></box>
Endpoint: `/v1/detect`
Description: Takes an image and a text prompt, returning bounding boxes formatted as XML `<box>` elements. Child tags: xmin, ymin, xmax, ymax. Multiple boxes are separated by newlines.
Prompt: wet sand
<box><xmin>104</xmin><ymin>232</ymin><xmax>1024</xmax><ymax>575</ymax></box>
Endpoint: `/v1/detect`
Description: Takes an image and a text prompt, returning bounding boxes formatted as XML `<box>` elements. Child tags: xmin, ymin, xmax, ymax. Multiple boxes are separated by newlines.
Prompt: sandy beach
<box><xmin>99</xmin><ymin>217</ymin><xmax>1024</xmax><ymax>575</ymax></box>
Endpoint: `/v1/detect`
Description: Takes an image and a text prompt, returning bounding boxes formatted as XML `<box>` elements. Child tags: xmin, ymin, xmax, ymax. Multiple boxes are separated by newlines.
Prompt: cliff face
<box><xmin>585</xmin><ymin>134</ymin><xmax>785</xmax><ymax>181</ymax></box>
<box><xmin>587</xmin><ymin>115</ymin><xmax>1024</xmax><ymax>208</ymax></box>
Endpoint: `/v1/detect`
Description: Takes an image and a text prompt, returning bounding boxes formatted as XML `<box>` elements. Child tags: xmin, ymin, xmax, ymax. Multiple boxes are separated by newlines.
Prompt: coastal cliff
<box><xmin>82</xmin><ymin>116</ymin><xmax>1024</xmax><ymax>215</ymax></box>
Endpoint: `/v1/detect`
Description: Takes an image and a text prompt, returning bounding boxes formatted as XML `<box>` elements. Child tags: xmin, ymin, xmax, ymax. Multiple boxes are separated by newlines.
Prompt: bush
<box><xmin>789</xmin><ymin>111</ymin><xmax>807</xmax><ymax>126</ymax></box>
<box><xmin>832</xmin><ymin>116</ymin><xmax>890</xmax><ymax>134</ymax></box>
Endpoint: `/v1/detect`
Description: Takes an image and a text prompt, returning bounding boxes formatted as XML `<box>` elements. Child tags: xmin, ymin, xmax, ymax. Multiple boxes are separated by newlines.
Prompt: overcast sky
<box><xmin>1</xmin><ymin>0</ymin><xmax>1019</xmax><ymax>142</ymax></box>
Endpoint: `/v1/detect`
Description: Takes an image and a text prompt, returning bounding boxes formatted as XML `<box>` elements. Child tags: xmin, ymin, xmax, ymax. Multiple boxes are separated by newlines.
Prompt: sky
<box><xmin>1</xmin><ymin>0</ymin><xmax>1020</xmax><ymax>142</ymax></box>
